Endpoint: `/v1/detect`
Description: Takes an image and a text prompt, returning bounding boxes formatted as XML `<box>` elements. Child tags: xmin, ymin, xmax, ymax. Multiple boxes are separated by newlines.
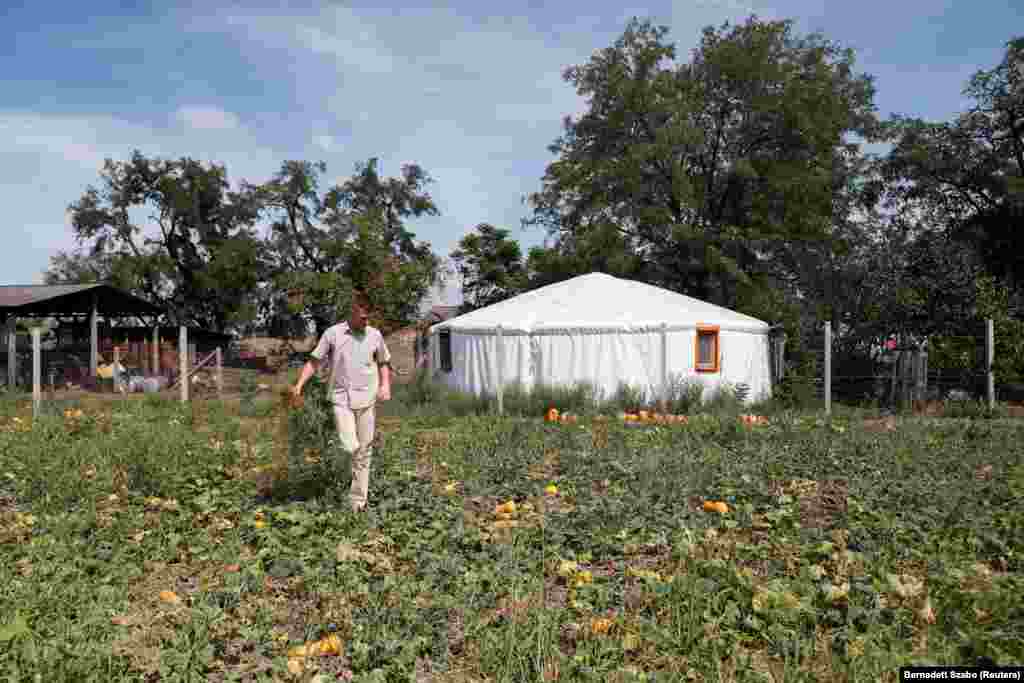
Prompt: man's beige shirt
<box><xmin>310</xmin><ymin>323</ymin><xmax>391</xmax><ymax>409</ymax></box>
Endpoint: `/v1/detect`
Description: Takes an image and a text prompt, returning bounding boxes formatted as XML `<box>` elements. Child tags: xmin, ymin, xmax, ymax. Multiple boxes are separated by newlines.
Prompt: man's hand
<box><xmin>377</xmin><ymin>385</ymin><xmax>391</xmax><ymax>402</ymax></box>
<box><xmin>290</xmin><ymin>383</ymin><xmax>305</xmax><ymax>409</ymax></box>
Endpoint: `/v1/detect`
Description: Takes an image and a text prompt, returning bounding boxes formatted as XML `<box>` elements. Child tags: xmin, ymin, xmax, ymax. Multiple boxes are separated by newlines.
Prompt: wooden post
<box><xmin>32</xmin><ymin>328</ymin><xmax>41</xmax><ymax>418</ymax></box>
<box><xmin>113</xmin><ymin>345</ymin><xmax>121</xmax><ymax>394</ymax></box>
<box><xmin>152</xmin><ymin>327</ymin><xmax>159</xmax><ymax>377</ymax></box>
<box><xmin>215</xmin><ymin>347</ymin><xmax>223</xmax><ymax>398</ymax></box>
<box><xmin>775</xmin><ymin>332</ymin><xmax>787</xmax><ymax>385</ymax></box>
<box><xmin>6</xmin><ymin>318</ymin><xmax>15</xmax><ymax>389</ymax></box>
<box><xmin>189</xmin><ymin>342</ymin><xmax>196</xmax><ymax>368</ymax></box>
<box><xmin>90</xmin><ymin>301</ymin><xmax>98</xmax><ymax>380</ymax></box>
<box><xmin>495</xmin><ymin>325</ymin><xmax>504</xmax><ymax>416</ymax></box>
<box><xmin>986</xmin><ymin>318</ymin><xmax>995</xmax><ymax>409</ymax></box>
<box><xmin>921</xmin><ymin>342</ymin><xmax>929</xmax><ymax>401</ymax></box>
<box><xmin>824</xmin><ymin>321</ymin><xmax>832</xmax><ymax>416</ymax></box>
<box><xmin>179</xmin><ymin>325</ymin><xmax>188</xmax><ymax>403</ymax></box>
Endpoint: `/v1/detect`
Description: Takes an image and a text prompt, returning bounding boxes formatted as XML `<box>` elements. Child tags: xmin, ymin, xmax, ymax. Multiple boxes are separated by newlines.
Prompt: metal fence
<box><xmin>792</xmin><ymin>319</ymin><xmax>1024</xmax><ymax>414</ymax></box>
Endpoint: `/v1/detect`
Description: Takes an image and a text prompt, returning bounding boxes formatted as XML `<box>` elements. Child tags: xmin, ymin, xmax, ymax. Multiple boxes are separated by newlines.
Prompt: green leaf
<box><xmin>0</xmin><ymin>612</ymin><xmax>31</xmax><ymax>642</ymax></box>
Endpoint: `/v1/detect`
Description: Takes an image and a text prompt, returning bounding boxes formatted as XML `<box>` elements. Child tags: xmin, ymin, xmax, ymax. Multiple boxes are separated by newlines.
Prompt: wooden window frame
<box><xmin>695</xmin><ymin>324</ymin><xmax>720</xmax><ymax>373</ymax></box>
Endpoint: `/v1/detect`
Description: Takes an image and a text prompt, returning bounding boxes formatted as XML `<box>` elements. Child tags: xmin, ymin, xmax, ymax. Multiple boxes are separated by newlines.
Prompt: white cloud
<box><xmin>0</xmin><ymin>110</ymin><xmax>280</xmax><ymax>284</ymax></box>
<box><xmin>314</xmin><ymin>134</ymin><xmax>334</xmax><ymax>151</ymax></box>
<box><xmin>175</xmin><ymin>105</ymin><xmax>240</xmax><ymax>131</ymax></box>
<box><xmin>295</xmin><ymin>25</ymin><xmax>397</xmax><ymax>74</ymax></box>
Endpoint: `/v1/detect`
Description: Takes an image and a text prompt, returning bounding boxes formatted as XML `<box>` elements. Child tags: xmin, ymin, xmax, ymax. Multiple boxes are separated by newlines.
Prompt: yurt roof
<box><xmin>431</xmin><ymin>272</ymin><xmax>769</xmax><ymax>335</ymax></box>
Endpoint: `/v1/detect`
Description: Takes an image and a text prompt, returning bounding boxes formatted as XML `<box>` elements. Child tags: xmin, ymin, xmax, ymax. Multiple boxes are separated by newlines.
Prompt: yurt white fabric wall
<box><xmin>427</xmin><ymin>273</ymin><xmax>772</xmax><ymax>404</ymax></box>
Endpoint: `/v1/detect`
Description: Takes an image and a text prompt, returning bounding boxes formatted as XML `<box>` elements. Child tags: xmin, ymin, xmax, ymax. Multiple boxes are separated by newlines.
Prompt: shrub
<box><xmin>660</xmin><ymin>373</ymin><xmax>705</xmax><ymax>414</ymax></box>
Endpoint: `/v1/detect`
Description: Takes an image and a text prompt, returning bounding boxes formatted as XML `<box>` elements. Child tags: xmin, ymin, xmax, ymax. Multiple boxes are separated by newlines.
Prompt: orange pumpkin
<box><xmin>702</xmin><ymin>501</ymin><xmax>729</xmax><ymax>514</ymax></box>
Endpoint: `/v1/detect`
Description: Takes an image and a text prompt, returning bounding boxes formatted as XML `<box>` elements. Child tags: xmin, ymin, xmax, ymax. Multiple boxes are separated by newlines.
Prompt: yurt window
<box><xmin>695</xmin><ymin>325</ymin><xmax>720</xmax><ymax>373</ymax></box>
<box><xmin>440</xmin><ymin>329</ymin><xmax>452</xmax><ymax>372</ymax></box>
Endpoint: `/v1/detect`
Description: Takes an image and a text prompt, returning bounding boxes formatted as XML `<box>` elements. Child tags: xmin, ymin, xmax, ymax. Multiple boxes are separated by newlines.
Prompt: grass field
<box><xmin>1</xmin><ymin>374</ymin><xmax>1022</xmax><ymax>682</ymax></box>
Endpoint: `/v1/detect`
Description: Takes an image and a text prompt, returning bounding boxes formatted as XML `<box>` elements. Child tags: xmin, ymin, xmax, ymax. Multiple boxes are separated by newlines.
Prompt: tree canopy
<box><xmin>525</xmin><ymin>16</ymin><xmax>880</xmax><ymax>312</ymax></box>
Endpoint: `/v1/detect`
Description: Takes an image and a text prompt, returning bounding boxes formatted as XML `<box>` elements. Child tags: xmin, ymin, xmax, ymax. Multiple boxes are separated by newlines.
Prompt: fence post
<box><xmin>921</xmin><ymin>342</ymin><xmax>929</xmax><ymax>402</ymax></box>
<box><xmin>772</xmin><ymin>330</ymin><xmax>787</xmax><ymax>386</ymax></box>
<box><xmin>90</xmin><ymin>303</ymin><xmax>99</xmax><ymax>380</ymax></box>
<box><xmin>986</xmin><ymin>318</ymin><xmax>995</xmax><ymax>409</ymax></box>
<box><xmin>113</xmin><ymin>345</ymin><xmax>121</xmax><ymax>394</ymax></box>
<box><xmin>6</xmin><ymin>318</ymin><xmax>15</xmax><ymax>389</ymax></box>
<box><xmin>216</xmin><ymin>347</ymin><xmax>223</xmax><ymax>398</ymax></box>
<box><xmin>152</xmin><ymin>327</ymin><xmax>159</xmax><ymax>377</ymax></box>
<box><xmin>824</xmin><ymin>321</ymin><xmax>832</xmax><ymax>416</ymax></box>
<box><xmin>180</xmin><ymin>326</ymin><xmax>189</xmax><ymax>403</ymax></box>
<box><xmin>496</xmin><ymin>325</ymin><xmax>504</xmax><ymax>416</ymax></box>
<box><xmin>32</xmin><ymin>328</ymin><xmax>41</xmax><ymax>419</ymax></box>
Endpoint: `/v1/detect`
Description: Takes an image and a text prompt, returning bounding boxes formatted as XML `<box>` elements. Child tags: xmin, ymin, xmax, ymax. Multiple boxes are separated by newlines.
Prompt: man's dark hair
<box><xmin>352</xmin><ymin>290</ymin><xmax>372</xmax><ymax>310</ymax></box>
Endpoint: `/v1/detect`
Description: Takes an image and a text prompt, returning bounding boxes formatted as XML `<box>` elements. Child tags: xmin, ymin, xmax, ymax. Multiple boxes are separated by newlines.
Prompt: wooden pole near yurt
<box><xmin>824</xmin><ymin>321</ymin><xmax>832</xmax><ymax>416</ymax></box>
<box><xmin>496</xmin><ymin>324</ymin><xmax>504</xmax><ymax>416</ymax></box>
<box><xmin>986</xmin><ymin>318</ymin><xmax>995</xmax><ymax>410</ymax></box>
<box><xmin>179</xmin><ymin>325</ymin><xmax>189</xmax><ymax>403</ymax></box>
<box><xmin>32</xmin><ymin>327</ymin><xmax>41</xmax><ymax>419</ymax></box>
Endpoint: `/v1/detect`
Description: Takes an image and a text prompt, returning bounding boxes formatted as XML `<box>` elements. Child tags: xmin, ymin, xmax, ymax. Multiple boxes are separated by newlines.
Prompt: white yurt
<box><xmin>425</xmin><ymin>272</ymin><xmax>773</xmax><ymax>405</ymax></box>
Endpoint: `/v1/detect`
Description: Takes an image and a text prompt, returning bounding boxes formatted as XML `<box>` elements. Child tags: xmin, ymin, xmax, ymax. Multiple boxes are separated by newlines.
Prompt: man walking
<box><xmin>292</xmin><ymin>291</ymin><xmax>391</xmax><ymax>512</ymax></box>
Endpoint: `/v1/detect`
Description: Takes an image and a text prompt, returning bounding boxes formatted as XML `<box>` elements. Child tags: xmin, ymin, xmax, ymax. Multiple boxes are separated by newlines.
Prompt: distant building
<box><xmin>425</xmin><ymin>305</ymin><xmax>461</xmax><ymax>325</ymax></box>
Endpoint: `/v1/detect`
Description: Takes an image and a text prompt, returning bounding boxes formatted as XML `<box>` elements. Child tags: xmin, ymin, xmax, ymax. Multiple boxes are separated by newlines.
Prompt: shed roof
<box><xmin>0</xmin><ymin>284</ymin><xmax>164</xmax><ymax>319</ymax></box>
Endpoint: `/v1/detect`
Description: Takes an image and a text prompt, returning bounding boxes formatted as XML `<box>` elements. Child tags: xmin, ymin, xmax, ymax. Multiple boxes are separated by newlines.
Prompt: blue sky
<box><xmin>2</xmin><ymin>0</ymin><xmax>1020</xmax><ymax>308</ymax></box>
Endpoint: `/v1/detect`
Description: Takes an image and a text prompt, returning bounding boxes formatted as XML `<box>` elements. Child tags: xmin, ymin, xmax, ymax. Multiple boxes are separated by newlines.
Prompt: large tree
<box><xmin>878</xmin><ymin>37</ymin><xmax>1024</xmax><ymax>288</ymax></box>
<box><xmin>254</xmin><ymin>159</ymin><xmax>442</xmax><ymax>337</ymax></box>
<box><xmin>449</xmin><ymin>223</ymin><xmax>526</xmax><ymax>311</ymax></box>
<box><xmin>524</xmin><ymin>16</ymin><xmax>880</xmax><ymax>312</ymax></box>
<box><xmin>50</xmin><ymin>151</ymin><xmax>269</xmax><ymax>332</ymax></box>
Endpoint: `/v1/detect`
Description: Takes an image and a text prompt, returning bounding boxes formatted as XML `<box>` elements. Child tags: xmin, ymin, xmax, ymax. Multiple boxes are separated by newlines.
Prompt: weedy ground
<box><xmin>1</xmin><ymin>372</ymin><xmax>1022</xmax><ymax>682</ymax></box>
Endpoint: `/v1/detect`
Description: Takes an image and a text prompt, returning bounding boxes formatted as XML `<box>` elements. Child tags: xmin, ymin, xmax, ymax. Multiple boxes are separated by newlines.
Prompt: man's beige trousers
<box><xmin>332</xmin><ymin>403</ymin><xmax>376</xmax><ymax>511</ymax></box>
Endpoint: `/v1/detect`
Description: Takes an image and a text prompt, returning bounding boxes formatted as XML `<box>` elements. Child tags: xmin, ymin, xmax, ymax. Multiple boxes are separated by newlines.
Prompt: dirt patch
<box><xmin>863</xmin><ymin>415</ymin><xmax>898</xmax><ymax>432</ymax></box>
<box><xmin>767</xmin><ymin>479</ymin><xmax>848</xmax><ymax>532</ymax></box>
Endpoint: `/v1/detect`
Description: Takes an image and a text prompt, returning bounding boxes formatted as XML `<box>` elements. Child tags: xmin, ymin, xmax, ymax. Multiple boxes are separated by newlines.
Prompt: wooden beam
<box><xmin>90</xmin><ymin>296</ymin><xmax>99</xmax><ymax>379</ymax></box>
<box><xmin>179</xmin><ymin>325</ymin><xmax>188</xmax><ymax>403</ymax></box>
<box><xmin>32</xmin><ymin>328</ymin><xmax>41</xmax><ymax>418</ymax></box>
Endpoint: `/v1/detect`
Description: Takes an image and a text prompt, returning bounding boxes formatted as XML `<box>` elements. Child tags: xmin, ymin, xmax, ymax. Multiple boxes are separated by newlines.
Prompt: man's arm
<box><xmin>376</xmin><ymin>338</ymin><xmax>392</xmax><ymax>399</ymax></box>
<box><xmin>296</xmin><ymin>328</ymin><xmax>332</xmax><ymax>395</ymax></box>
<box><xmin>294</xmin><ymin>358</ymin><xmax>321</xmax><ymax>393</ymax></box>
